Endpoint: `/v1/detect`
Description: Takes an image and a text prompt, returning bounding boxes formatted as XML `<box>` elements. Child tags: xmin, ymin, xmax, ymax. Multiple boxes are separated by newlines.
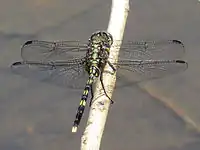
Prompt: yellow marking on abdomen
<box><xmin>80</xmin><ymin>100</ymin><xmax>86</xmax><ymax>106</ymax></box>
<box><xmin>83</xmin><ymin>89</ymin><xmax>89</xmax><ymax>95</ymax></box>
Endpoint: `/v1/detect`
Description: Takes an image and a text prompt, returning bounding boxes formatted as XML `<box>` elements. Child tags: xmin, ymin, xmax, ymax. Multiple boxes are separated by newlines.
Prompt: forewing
<box><xmin>113</xmin><ymin>40</ymin><xmax>185</xmax><ymax>61</ymax></box>
<box><xmin>21</xmin><ymin>40</ymin><xmax>88</xmax><ymax>62</ymax></box>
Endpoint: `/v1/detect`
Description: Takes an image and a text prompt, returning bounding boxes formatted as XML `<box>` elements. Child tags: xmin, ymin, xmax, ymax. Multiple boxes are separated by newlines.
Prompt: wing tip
<box><xmin>10</xmin><ymin>61</ymin><xmax>24</xmax><ymax>68</ymax></box>
<box><xmin>24</xmin><ymin>40</ymin><xmax>33</xmax><ymax>46</ymax></box>
<box><xmin>176</xmin><ymin>59</ymin><xmax>188</xmax><ymax>70</ymax></box>
<box><xmin>172</xmin><ymin>40</ymin><xmax>184</xmax><ymax>47</ymax></box>
<box><xmin>176</xmin><ymin>60</ymin><xmax>187</xmax><ymax>64</ymax></box>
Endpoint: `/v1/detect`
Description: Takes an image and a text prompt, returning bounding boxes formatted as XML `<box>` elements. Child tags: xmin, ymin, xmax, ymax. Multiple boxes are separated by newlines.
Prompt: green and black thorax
<box><xmin>84</xmin><ymin>31</ymin><xmax>113</xmax><ymax>77</ymax></box>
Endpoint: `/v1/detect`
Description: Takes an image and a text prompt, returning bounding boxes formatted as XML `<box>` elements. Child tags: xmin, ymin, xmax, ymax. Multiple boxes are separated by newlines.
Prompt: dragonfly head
<box><xmin>89</xmin><ymin>31</ymin><xmax>113</xmax><ymax>47</ymax></box>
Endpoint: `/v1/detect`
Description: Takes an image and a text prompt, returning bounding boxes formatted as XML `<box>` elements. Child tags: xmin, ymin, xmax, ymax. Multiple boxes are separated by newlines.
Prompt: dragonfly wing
<box><xmin>113</xmin><ymin>40</ymin><xmax>185</xmax><ymax>60</ymax></box>
<box><xmin>21</xmin><ymin>40</ymin><xmax>88</xmax><ymax>62</ymax></box>
<box><xmin>11</xmin><ymin>61</ymin><xmax>88</xmax><ymax>89</ymax></box>
<box><xmin>114</xmin><ymin>60</ymin><xmax>188</xmax><ymax>85</ymax></box>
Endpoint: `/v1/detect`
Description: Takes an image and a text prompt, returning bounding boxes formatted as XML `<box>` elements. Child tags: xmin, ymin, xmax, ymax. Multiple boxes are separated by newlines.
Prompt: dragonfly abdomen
<box><xmin>72</xmin><ymin>65</ymin><xmax>99</xmax><ymax>132</ymax></box>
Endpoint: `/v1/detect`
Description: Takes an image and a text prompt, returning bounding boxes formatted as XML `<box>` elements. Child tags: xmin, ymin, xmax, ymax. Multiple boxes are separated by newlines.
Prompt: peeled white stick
<box><xmin>81</xmin><ymin>0</ymin><xmax>129</xmax><ymax>149</ymax></box>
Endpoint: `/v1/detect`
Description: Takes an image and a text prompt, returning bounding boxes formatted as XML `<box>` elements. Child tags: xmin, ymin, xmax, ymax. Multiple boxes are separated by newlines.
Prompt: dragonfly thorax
<box><xmin>84</xmin><ymin>31</ymin><xmax>113</xmax><ymax>75</ymax></box>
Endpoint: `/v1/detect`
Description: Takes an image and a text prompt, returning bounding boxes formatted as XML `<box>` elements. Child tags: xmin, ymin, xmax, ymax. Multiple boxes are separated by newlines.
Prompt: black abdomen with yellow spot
<box><xmin>72</xmin><ymin>66</ymin><xmax>98</xmax><ymax>130</ymax></box>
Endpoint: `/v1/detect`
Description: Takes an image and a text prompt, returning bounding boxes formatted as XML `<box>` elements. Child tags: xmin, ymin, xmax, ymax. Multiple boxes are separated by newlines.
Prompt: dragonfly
<box><xmin>11</xmin><ymin>31</ymin><xmax>188</xmax><ymax>133</ymax></box>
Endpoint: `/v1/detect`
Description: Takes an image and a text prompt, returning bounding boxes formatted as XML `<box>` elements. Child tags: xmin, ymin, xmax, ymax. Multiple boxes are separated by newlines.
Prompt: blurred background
<box><xmin>0</xmin><ymin>0</ymin><xmax>200</xmax><ymax>149</ymax></box>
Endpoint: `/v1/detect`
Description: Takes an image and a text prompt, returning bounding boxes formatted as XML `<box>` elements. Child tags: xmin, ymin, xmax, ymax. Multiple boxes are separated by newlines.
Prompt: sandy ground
<box><xmin>0</xmin><ymin>0</ymin><xmax>200</xmax><ymax>149</ymax></box>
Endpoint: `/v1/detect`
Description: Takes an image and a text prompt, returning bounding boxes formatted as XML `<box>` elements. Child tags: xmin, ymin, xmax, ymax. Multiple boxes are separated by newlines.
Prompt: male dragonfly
<box><xmin>11</xmin><ymin>31</ymin><xmax>188</xmax><ymax>132</ymax></box>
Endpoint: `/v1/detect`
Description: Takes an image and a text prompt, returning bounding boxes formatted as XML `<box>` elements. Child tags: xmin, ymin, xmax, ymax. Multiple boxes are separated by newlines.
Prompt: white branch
<box><xmin>81</xmin><ymin>0</ymin><xmax>129</xmax><ymax>149</ymax></box>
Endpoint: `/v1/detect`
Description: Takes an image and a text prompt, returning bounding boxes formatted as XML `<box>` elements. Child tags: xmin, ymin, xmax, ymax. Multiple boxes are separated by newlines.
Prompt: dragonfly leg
<box><xmin>89</xmin><ymin>85</ymin><xmax>94</xmax><ymax>107</ymax></box>
<box><xmin>107</xmin><ymin>60</ymin><xmax>116</xmax><ymax>74</ymax></box>
<box><xmin>100</xmin><ymin>72</ymin><xmax>114</xmax><ymax>104</ymax></box>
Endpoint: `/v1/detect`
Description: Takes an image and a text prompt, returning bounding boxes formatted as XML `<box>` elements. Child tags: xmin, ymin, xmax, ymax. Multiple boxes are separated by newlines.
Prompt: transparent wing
<box><xmin>113</xmin><ymin>60</ymin><xmax>188</xmax><ymax>86</ymax></box>
<box><xmin>11</xmin><ymin>60</ymin><xmax>89</xmax><ymax>89</ymax></box>
<box><xmin>107</xmin><ymin>40</ymin><xmax>187</xmax><ymax>86</ymax></box>
<box><xmin>113</xmin><ymin>40</ymin><xmax>185</xmax><ymax>60</ymax></box>
<box><xmin>21</xmin><ymin>40</ymin><xmax>88</xmax><ymax>62</ymax></box>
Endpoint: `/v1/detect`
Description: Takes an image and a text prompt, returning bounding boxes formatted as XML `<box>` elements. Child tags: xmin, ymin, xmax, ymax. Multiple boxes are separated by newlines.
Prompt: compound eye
<box><xmin>90</xmin><ymin>31</ymin><xmax>113</xmax><ymax>46</ymax></box>
<box><xmin>91</xmin><ymin>34</ymin><xmax>102</xmax><ymax>44</ymax></box>
<box><xmin>107</xmin><ymin>33</ymin><xmax>113</xmax><ymax>45</ymax></box>
<box><xmin>102</xmin><ymin>31</ymin><xmax>113</xmax><ymax>46</ymax></box>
